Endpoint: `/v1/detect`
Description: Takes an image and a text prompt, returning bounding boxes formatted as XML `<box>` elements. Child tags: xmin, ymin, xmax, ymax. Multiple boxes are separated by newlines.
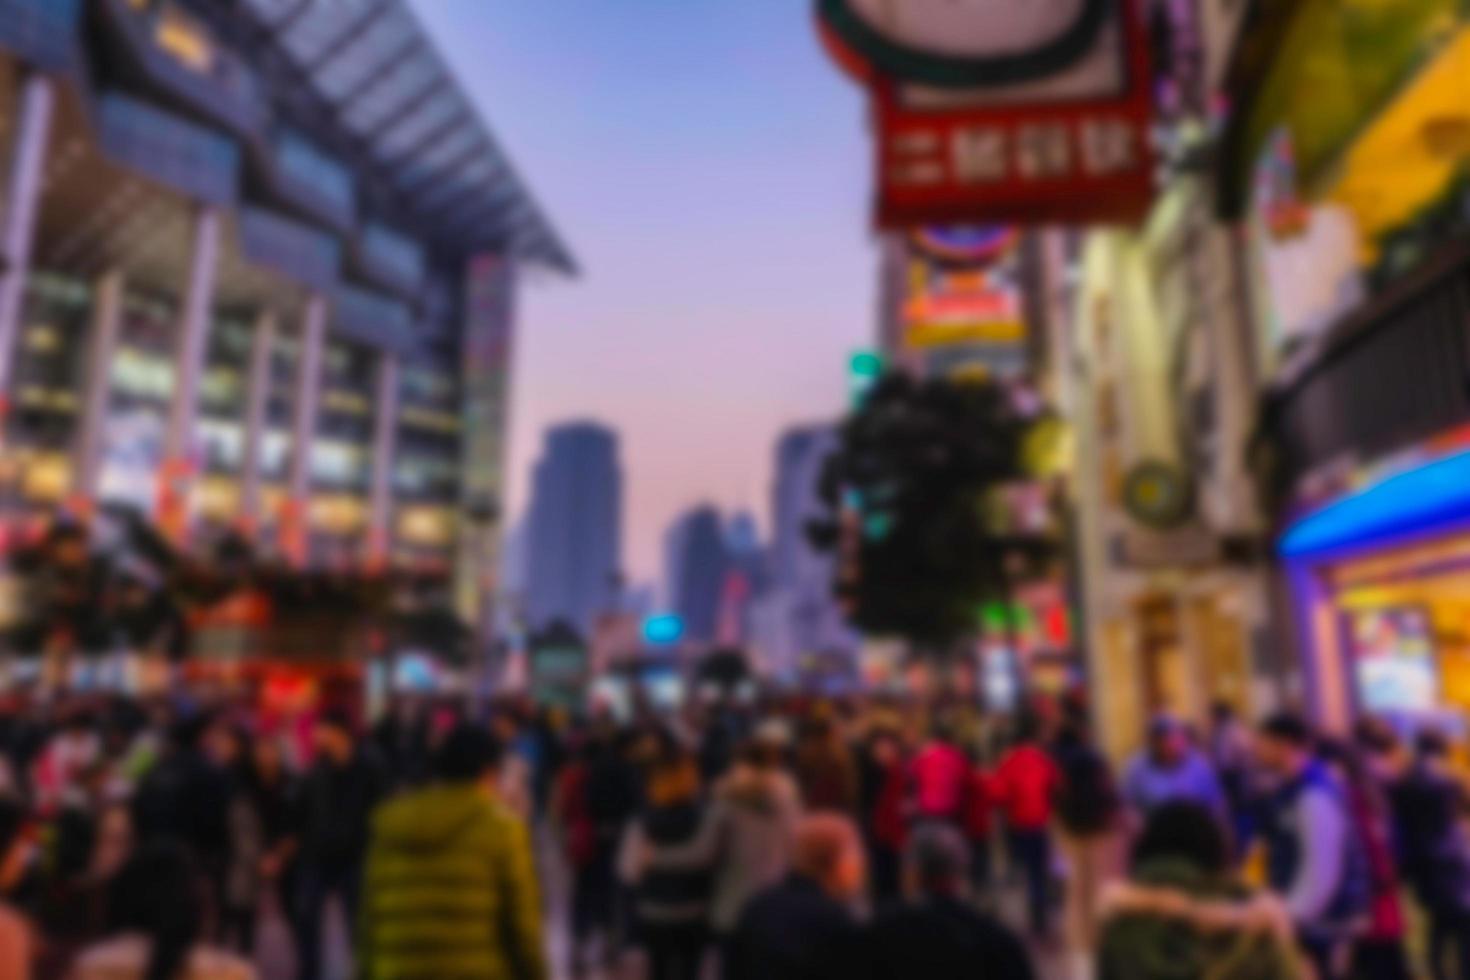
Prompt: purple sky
<box><xmin>416</xmin><ymin>1</ymin><xmax>877</xmax><ymax>585</ymax></box>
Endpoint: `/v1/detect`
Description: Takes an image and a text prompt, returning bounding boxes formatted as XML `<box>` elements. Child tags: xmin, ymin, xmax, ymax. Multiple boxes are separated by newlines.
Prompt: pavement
<box><xmin>247</xmin><ymin>833</ymin><xmax>1087</xmax><ymax>979</ymax></box>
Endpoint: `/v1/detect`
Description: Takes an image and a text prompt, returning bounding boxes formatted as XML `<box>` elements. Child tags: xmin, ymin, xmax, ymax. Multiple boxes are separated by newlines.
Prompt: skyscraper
<box><xmin>752</xmin><ymin>424</ymin><xmax>857</xmax><ymax>678</ymax></box>
<box><xmin>665</xmin><ymin>505</ymin><xmax>730</xmax><ymax>647</ymax></box>
<box><xmin>524</xmin><ymin>423</ymin><xmax>623</xmax><ymax>636</ymax></box>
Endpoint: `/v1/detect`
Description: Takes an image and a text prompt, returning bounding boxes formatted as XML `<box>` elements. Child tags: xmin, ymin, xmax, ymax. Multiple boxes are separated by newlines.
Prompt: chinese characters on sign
<box><xmin>877</xmin><ymin>90</ymin><xmax>1154</xmax><ymax>227</ymax></box>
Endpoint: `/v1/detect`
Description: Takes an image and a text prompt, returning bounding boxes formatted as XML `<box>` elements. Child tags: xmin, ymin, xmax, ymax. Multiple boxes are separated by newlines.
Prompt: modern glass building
<box><xmin>0</xmin><ymin>0</ymin><xmax>575</xmax><ymax>628</ymax></box>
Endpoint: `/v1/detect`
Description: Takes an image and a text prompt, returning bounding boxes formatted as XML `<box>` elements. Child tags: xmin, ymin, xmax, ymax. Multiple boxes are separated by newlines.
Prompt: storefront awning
<box><xmin>1280</xmin><ymin>449</ymin><xmax>1470</xmax><ymax>558</ymax></box>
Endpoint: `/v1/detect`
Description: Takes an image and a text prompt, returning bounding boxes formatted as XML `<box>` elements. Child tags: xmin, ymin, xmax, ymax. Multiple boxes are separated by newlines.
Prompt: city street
<box><xmin>0</xmin><ymin>1</ymin><xmax>1468</xmax><ymax>979</ymax></box>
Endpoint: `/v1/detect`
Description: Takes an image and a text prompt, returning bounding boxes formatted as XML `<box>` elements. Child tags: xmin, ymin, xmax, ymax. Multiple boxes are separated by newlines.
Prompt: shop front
<box><xmin>1281</xmin><ymin>443</ymin><xmax>1470</xmax><ymax>734</ymax></box>
<box><xmin>1221</xmin><ymin>0</ymin><xmax>1470</xmax><ymax>732</ymax></box>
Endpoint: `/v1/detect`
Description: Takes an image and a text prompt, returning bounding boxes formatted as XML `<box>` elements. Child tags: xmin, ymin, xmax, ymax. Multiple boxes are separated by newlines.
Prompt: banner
<box><xmin>818</xmin><ymin>0</ymin><xmax>1155</xmax><ymax>228</ymax></box>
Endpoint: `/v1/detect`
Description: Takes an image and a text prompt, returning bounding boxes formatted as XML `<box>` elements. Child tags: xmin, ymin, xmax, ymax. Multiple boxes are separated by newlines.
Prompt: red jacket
<box><xmin>992</xmin><ymin>744</ymin><xmax>1060</xmax><ymax>831</ymax></box>
<box><xmin>962</xmin><ymin>768</ymin><xmax>996</xmax><ymax>841</ymax></box>
<box><xmin>910</xmin><ymin>742</ymin><xmax>969</xmax><ymax>821</ymax></box>
<box><xmin>872</xmin><ymin>760</ymin><xmax>910</xmax><ymax>850</ymax></box>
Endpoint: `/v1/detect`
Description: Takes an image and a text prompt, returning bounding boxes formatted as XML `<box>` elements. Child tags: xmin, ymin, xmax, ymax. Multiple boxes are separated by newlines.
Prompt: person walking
<box><xmin>960</xmin><ymin>744</ymin><xmax>997</xmax><ymax>894</ymax></box>
<box><xmin>793</xmin><ymin>717</ymin><xmax>859</xmax><ymax>815</ymax></box>
<box><xmin>1317</xmin><ymin>739</ymin><xmax>1411</xmax><ymax>980</ymax></box>
<box><xmin>1052</xmin><ymin>713</ymin><xmax>1123</xmax><ymax>952</ymax></box>
<box><xmin>723</xmin><ymin>813</ymin><xmax>866</xmax><ymax>980</ymax></box>
<box><xmin>291</xmin><ymin>709</ymin><xmax>387</xmax><ymax>980</ymax></box>
<box><xmin>357</xmin><ymin>724</ymin><xmax>547</xmax><ymax>980</ymax></box>
<box><xmin>1390</xmin><ymin>729</ymin><xmax>1470</xmax><ymax>980</ymax></box>
<box><xmin>69</xmin><ymin>842</ymin><xmax>256</xmax><ymax>980</ymax></box>
<box><xmin>910</xmin><ymin>721</ymin><xmax>969</xmax><ymax>827</ymax></box>
<box><xmin>1207</xmin><ymin>701</ymin><xmax>1254</xmax><ymax>841</ymax></box>
<box><xmin>618</xmin><ymin>748</ymin><xmax>715</xmax><ymax>980</ymax></box>
<box><xmin>1097</xmin><ymin>802</ymin><xmax>1306</xmax><ymax>980</ymax></box>
<box><xmin>708</xmin><ymin>735</ymin><xmax>802</xmax><ymax>943</ymax></box>
<box><xmin>992</xmin><ymin>717</ymin><xmax>1062</xmax><ymax>939</ymax></box>
<box><xmin>862</xmin><ymin>729</ymin><xmax>910</xmax><ymax>907</ymax></box>
<box><xmin>1254</xmin><ymin>714</ymin><xmax>1370</xmax><ymax>979</ymax></box>
<box><xmin>1123</xmin><ymin>716</ymin><xmax>1229</xmax><ymax>827</ymax></box>
<box><xmin>866</xmin><ymin>823</ymin><xmax>1034</xmax><ymax>980</ymax></box>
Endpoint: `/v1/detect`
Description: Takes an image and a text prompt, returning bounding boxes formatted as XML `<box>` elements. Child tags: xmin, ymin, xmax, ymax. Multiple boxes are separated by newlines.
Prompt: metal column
<box><xmin>367</xmin><ymin>350</ymin><xmax>400</xmax><ymax>568</ymax></box>
<box><xmin>70</xmin><ymin>269</ymin><xmax>125</xmax><ymax>508</ymax></box>
<box><xmin>0</xmin><ymin>73</ymin><xmax>55</xmax><ymax>429</ymax></box>
<box><xmin>238</xmin><ymin>309</ymin><xmax>278</xmax><ymax>532</ymax></box>
<box><xmin>281</xmin><ymin>293</ymin><xmax>327</xmax><ymax>565</ymax></box>
<box><xmin>159</xmin><ymin>207</ymin><xmax>221</xmax><ymax>544</ymax></box>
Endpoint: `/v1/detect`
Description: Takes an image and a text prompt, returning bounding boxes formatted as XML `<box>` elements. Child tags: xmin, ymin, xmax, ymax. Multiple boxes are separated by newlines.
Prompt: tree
<box><xmin>807</xmin><ymin>373</ymin><xmax>1043</xmax><ymax>653</ymax></box>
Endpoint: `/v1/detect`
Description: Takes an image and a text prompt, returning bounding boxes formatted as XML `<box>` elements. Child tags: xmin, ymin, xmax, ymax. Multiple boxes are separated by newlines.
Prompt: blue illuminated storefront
<box><xmin>1279</xmin><ymin>440</ymin><xmax>1470</xmax><ymax>734</ymax></box>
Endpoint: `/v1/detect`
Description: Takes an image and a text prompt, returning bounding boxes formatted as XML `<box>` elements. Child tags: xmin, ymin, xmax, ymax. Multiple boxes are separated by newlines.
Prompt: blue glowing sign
<box><xmin>643</xmin><ymin>614</ymin><xmax>685</xmax><ymax>646</ymax></box>
<box><xmin>1280</xmin><ymin>449</ymin><xmax>1470</xmax><ymax>558</ymax></box>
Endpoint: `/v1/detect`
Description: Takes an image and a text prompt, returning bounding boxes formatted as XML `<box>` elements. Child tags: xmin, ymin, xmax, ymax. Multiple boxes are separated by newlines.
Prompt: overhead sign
<box><xmin>817</xmin><ymin>0</ymin><xmax>1155</xmax><ymax>228</ymax></box>
<box><xmin>910</xmin><ymin>226</ymin><xmax>1018</xmax><ymax>267</ymax></box>
<box><xmin>818</xmin><ymin>0</ymin><xmax>1117</xmax><ymax>92</ymax></box>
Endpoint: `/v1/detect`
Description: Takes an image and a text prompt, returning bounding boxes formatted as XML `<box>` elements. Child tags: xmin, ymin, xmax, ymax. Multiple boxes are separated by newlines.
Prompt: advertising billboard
<box><xmin>817</xmin><ymin>0</ymin><xmax>1155</xmax><ymax>228</ymax></box>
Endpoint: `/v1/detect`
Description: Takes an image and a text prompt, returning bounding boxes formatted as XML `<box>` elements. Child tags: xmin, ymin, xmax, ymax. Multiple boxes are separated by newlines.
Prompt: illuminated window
<box><xmin>398</xmin><ymin>506</ymin><xmax>457</xmax><ymax>547</ymax></box>
<box><xmin>155</xmin><ymin>5</ymin><xmax>215</xmax><ymax>74</ymax></box>
<box><xmin>22</xmin><ymin>453</ymin><xmax>70</xmax><ymax>503</ymax></box>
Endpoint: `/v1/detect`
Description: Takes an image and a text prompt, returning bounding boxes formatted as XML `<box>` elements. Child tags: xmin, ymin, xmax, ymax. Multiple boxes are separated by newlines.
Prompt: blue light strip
<box><xmin>1279</xmin><ymin>449</ymin><xmax>1470</xmax><ymax>558</ymax></box>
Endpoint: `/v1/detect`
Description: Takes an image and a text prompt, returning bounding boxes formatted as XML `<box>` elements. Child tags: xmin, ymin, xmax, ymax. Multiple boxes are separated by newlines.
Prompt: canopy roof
<box><xmin>241</xmin><ymin>0</ymin><xmax>575</xmax><ymax>274</ymax></box>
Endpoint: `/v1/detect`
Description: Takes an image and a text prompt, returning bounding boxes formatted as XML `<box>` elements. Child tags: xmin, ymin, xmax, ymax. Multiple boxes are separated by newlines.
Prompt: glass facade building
<box><xmin>0</xmin><ymin>0</ymin><xmax>574</xmax><ymax>628</ymax></box>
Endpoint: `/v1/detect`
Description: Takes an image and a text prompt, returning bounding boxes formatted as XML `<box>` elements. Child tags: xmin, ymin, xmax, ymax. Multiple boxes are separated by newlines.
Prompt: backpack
<box><xmin>1054</xmin><ymin>743</ymin><xmax>1119</xmax><ymax>835</ymax></box>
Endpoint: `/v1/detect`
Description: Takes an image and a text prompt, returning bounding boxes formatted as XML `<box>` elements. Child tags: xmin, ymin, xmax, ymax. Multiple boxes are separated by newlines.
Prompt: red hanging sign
<box><xmin>817</xmin><ymin>0</ymin><xmax>1156</xmax><ymax>229</ymax></box>
<box><xmin>874</xmin><ymin>81</ymin><xmax>1154</xmax><ymax>228</ymax></box>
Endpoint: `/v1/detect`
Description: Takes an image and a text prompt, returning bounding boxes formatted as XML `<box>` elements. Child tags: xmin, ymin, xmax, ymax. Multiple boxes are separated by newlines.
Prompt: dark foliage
<box><xmin>807</xmin><ymin>373</ymin><xmax>1033</xmax><ymax>650</ymax></box>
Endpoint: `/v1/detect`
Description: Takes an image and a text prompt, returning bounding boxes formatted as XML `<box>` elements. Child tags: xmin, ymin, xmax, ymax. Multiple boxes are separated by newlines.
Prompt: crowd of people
<box><xmin>0</xmin><ymin>685</ymin><xmax>1468</xmax><ymax>979</ymax></box>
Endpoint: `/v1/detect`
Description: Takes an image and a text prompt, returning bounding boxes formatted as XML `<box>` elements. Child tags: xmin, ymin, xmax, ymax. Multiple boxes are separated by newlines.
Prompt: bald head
<box><xmin>793</xmin><ymin>813</ymin><xmax>865</xmax><ymax>900</ymax></box>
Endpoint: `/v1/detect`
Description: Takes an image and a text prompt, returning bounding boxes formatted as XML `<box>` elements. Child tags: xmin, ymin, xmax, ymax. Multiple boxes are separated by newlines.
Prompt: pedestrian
<box><xmin>1254</xmin><ymin>713</ymin><xmax>1371</xmax><ymax>979</ymax></box>
<box><xmin>618</xmin><ymin>747</ymin><xmax>714</xmax><ymax>980</ymax></box>
<box><xmin>0</xmin><ymin>798</ymin><xmax>35</xmax><ymax>980</ymax></box>
<box><xmin>708</xmin><ymin>734</ymin><xmax>802</xmax><ymax>942</ymax></box>
<box><xmin>1317</xmin><ymin>739</ymin><xmax>1411</xmax><ymax>980</ymax></box>
<box><xmin>131</xmin><ymin>714</ymin><xmax>233</xmax><ymax>915</ymax></box>
<box><xmin>723</xmin><ymin>813</ymin><xmax>866</xmax><ymax>980</ymax></box>
<box><xmin>370</xmin><ymin>695</ymin><xmax>431</xmax><ymax>791</ymax></box>
<box><xmin>862</xmin><ymin>729</ymin><xmax>910</xmax><ymax>906</ymax></box>
<box><xmin>992</xmin><ymin>716</ymin><xmax>1062</xmax><ymax>939</ymax></box>
<box><xmin>491</xmin><ymin>711</ymin><xmax>535</xmax><ymax>823</ymax></box>
<box><xmin>1389</xmin><ymin>729</ymin><xmax>1470</xmax><ymax>980</ymax></box>
<box><xmin>358</xmin><ymin>723</ymin><xmax>548</xmax><ymax>980</ymax></box>
<box><xmin>1123</xmin><ymin>715</ymin><xmax>1229</xmax><ymax>827</ymax></box>
<box><xmin>1207</xmin><ymin>701</ymin><xmax>1254</xmax><ymax>841</ymax></box>
<box><xmin>1052</xmin><ymin>712</ymin><xmax>1123</xmax><ymax>951</ymax></box>
<box><xmin>68</xmin><ymin>842</ymin><xmax>256</xmax><ymax>980</ymax></box>
<box><xmin>555</xmin><ymin>733</ymin><xmax>603</xmax><ymax>976</ymax></box>
<box><xmin>219</xmin><ymin>731</ymin><xmax>297</xmax><ymax>958</ymax></box>
<box><xmin>910</xmin><ymin>720</ymin><xmax>969</xmax><ymax>826</ymax></box>
<box><xmin>866</xmin><ymin>823</ymin><xmax>1034</xmax><ymax>980</ymax></box>
<box><xmin>1097</xmin><ymin>802</ymin><xmax>1306</xmax><ymax>980</ymax></box>
<box><xmin>793</xmin><ymin>716</ymin><xmax>859</xmax><ymax>815</ymax></box>
<box><xmin>290</xmin><ymin>709</ymin><xmax>387</xmax><ymax>980</ymax></box>
<box><xmin>960</xmin><ymin>743</ymin><xmax>996</xmax><ymax>894</ymax></box>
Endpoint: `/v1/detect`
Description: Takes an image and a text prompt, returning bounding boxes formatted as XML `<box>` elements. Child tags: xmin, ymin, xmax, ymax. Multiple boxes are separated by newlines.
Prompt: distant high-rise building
<box><xmin>665</xmin><ymin>505</ymin><xmax>730</xmax><ymax>647</ymax></box>
<box><xmin>719</xmin><ymin>510</ymin><xmax>769</xmax><ymax>646</ymax></box>
<box><xmin>752</xmin><ymin>424</ymin><xmax>857</xmax><ymax>678</ymax></box>
<box><xmin>524</xmin><ymin>423</ymin><xmax>623</xmax><ymax>636</ymax></box>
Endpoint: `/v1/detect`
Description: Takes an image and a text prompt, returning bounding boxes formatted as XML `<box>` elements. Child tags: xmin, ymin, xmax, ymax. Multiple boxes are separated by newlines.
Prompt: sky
<box><xmin>415</xmin><ymin>1</ymin><xmax>877</xmax><ymax>586</ymax></box>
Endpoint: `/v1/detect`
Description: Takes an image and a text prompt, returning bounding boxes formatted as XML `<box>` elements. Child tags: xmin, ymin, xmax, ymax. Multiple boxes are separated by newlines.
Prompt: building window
<box><xmin>155</xmin><ymin>4</ymin><xmax>214</xmax><ymax>74</ymax></box>
<box><xmin>276</xmin><ymin>130</ymin><xmax>355</xmax><ymax>217</ymax></box>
